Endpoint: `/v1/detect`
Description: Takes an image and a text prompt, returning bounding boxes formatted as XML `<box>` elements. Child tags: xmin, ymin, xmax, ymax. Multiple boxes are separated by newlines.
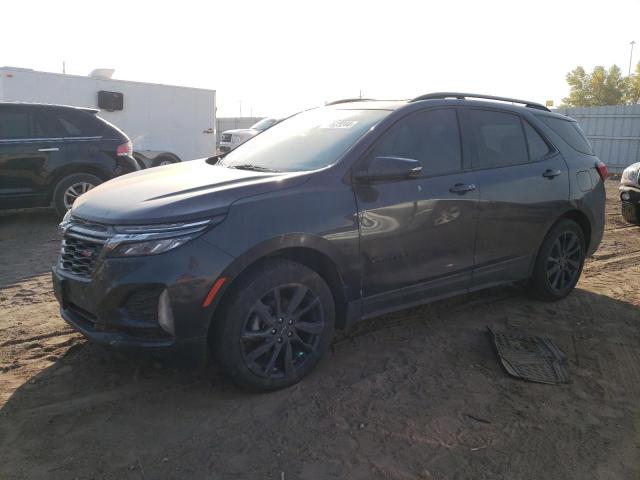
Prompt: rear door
<box><xmin>354</xmin><ymin>108</ymin><xmax>479</xmax><ymax>316</ymax></box>
<box><xmin>0</xmin><ymin>106</ymin><xmax>66</xmax><ymax>208</ymax></box>
<box><xmin>465</xmin><ymin>108</ymin><xmax>568</xmax><ymax>287</ymax></box>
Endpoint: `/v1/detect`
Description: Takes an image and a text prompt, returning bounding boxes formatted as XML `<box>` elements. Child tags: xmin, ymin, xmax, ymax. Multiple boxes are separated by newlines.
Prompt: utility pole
<box><xmin>629</xmin><ymin>41</ymin><xmax>636</xmax><ymax>76</ymax></box>
<box><xmin>62</xmin><ymin>61</ymin><xmax>66</xmax><ymax>74</ymax></box>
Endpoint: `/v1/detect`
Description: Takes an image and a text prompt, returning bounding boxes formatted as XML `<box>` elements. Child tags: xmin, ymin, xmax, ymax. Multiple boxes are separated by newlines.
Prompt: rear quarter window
<box><xmin>538</xmin><ymin>116</ymin><xmax>593</xmax><ymax>155</ymax></box>
<box><xmin>54</xmin><ymin>109</ymin><xmax>107</xmax><ymax>137</ymax></box>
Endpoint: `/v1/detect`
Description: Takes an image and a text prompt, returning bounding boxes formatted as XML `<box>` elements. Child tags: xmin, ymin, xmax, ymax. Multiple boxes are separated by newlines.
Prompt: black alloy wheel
<box><xmin>213</xmin><ymin>259</ymin><xmax>335</xmax><ymax>391</ymax></box>
<box><xmin>241</xmin><ymin>284</ymin><xmax>324</xmax><ymax>379</ymax></box>
<box><xmin>530</xmin><ymin>219</ymin><xmax>585</xmax><ymax>301</ymax></box>
<box><xmin>545</xmin><ymin>231</ymin><xmax>582</xmax><ymax>294</ymax></box>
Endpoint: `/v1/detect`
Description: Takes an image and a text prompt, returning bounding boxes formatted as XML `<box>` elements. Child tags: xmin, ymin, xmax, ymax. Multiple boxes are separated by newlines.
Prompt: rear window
<box><xmin>539</xmin><ymin>116</ymin><xmax>593</xmax><ymax>155</ymax></box>
<box><xmin>469</xmin><ymin>109</ymin><xmax>529</xmax><ymax>168</ymax></box>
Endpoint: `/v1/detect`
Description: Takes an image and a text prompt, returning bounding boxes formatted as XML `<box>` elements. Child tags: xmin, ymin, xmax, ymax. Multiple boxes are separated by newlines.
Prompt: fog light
<box><xmin>158</xmin><ymin>289</ymin><xmax>175</xmax><ymax>335</ymax></box>
<box><xmin>621</xmin><ymin>192</ymin><xmax>631</xmax><ymax>201</ymax></box>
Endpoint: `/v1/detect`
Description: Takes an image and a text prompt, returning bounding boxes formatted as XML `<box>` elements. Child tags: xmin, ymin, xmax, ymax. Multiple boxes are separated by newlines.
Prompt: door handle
<box><xmin>449</xmin><ymin>183</ymin><xmax>476</xmax><ymax>194</ymax></box>
<box><xmin>38</xmin><ymin>147</ymin><xmax>59</xmax><ymax>152</ymax></box>
<box><xmin>542</xmin><ymin>169</ymin><xmax>562</xmax><ymax>179</ymax></box>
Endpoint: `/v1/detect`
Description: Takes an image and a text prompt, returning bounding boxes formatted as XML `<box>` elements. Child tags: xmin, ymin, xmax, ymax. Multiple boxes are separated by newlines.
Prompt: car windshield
<box><xmin>222</xmin><ymin>108</ymin><xmax>390</xmax><ymax>172</ymax></box>
<box><xmin>250</xmin><ymin>118</ymin><xmax>277</xmax><ymax>131</ymax></box>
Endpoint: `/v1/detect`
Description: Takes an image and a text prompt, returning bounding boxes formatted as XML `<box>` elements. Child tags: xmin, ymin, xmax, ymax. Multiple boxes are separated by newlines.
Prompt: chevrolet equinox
<box><xmin>52</xmin><ymin>93</ymin><xmax>606</xmax><ymax>391</ymax></box>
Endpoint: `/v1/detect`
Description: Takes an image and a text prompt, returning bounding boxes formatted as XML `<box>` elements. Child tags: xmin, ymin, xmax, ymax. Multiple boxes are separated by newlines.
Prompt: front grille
<box><xmin>221</xmin><ymin>133</ymin><xmax>232</xmax><ymax>142</ymax></box>
<box><xmin>60</xmin><ymin>235</ymin><xmax>104</xmax><ymax>278</ymax></box>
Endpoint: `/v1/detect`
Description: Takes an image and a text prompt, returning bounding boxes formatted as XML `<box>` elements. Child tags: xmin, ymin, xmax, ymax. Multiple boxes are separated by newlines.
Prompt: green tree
<box><xmin>624</xmin><ymin>62</ymin><xmax>640</xmax><ymax>104</ymax></box>
<box><xmin>562</xmin><ymin>64</ymin><xmax>628</xmax><ymax>106</ymax></box>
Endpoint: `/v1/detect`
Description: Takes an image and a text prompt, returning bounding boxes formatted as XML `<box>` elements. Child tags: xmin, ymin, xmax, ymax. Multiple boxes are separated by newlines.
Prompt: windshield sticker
<box><xmin>320</xmin><ymin>120</ymin><xmax>359</xmax><ymax>129</ymax></box>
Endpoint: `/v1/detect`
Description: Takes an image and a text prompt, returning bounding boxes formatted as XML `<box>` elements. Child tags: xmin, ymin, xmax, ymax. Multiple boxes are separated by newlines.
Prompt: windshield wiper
<box><xmin>228</xmin><ymin>164</ymin><xmax>281</xmax><ymax>173</ymax></box>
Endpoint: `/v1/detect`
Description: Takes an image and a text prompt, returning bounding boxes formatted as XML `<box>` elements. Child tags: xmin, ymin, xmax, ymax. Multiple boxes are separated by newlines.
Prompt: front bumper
<box><xmin>51</xmin><ymin>237</ymin><xmax>234</xmax><ymax>367</ymax></box>
<box><xmin>620</xmin><ymin>184</ymin><xmax>640</xmax><ymax>204</ymax></box>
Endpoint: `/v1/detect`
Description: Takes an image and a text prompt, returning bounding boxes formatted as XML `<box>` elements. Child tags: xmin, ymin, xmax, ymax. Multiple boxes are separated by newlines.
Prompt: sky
<box><xmin>2</xmin><ymin>0</ymin><xmax>639</xmax><ymax>118</ymax></box>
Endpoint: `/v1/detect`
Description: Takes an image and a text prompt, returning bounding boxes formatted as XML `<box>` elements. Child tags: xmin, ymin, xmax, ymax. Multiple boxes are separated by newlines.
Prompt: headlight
<box><xmin>106</xmin><ymin>216</ymin><xmax>224</xmax><ymax>257</ymax></box>
<box><xmin>623</xmin><ymin>163</ymin><xmax>640</xmax><ymax>184</ymax></box>
<box><xmin>111</xmin><ymin>235</ymin><xmax>194</xmax><ymax>257</ymax></box>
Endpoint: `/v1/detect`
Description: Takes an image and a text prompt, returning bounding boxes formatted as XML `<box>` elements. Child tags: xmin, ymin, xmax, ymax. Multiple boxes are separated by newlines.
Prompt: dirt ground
<box><xmin>1</xmin><ymin>180</ymin><xmax>639</xmax><ymax>480</ymax></box>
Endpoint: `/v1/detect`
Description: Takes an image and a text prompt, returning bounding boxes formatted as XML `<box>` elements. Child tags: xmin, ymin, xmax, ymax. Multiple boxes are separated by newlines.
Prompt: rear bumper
<box><xmin>116</xmin><ymin>154</ymin><xmax>140</xmax><ymax>175</ymax></box>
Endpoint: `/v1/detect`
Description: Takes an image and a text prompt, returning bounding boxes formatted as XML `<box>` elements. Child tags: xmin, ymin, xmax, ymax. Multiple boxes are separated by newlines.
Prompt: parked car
<box><xmin>620</xmin><ymin>162</ymin><xmax>640</xmax><ymax>224</ymax></box>
<box><xmin>52</xmin><ymin>93</ymin><xmax>606</xmax><ymax>391</ymax></box>
<box><xmin>218</xmin><ymin>117</ymin><xmax>279</xmax><ymax>153</ymax></box>
<box><xmin>0</xmin><ymin>102</ymin><xmax>139</xmax><ymax>217</ymax></box>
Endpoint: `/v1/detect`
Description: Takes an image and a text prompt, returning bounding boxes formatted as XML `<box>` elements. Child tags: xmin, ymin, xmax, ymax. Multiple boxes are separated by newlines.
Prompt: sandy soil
<box><xmin>1</xmin><ymin>180</ymin><xmax>639</xmax><ymax>480</ymax></box>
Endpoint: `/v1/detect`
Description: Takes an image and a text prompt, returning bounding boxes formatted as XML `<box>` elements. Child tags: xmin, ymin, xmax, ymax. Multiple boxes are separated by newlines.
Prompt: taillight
<box><xmin>116</xmin><ymin>140</ymin><xmax>133</xmax><ymax>157</ymax></box>
<box><xmin>596</xmin><ymin>161</ymin><xmax>608</xmax><ymax>181</ymax></box>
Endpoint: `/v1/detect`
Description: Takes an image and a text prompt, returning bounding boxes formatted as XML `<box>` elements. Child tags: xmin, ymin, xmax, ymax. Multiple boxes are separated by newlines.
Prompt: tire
<box><xmin>621</xmin><ymin>202</ymin><xmax>640</xmax><ymax>224</ymax></box>
<box><xmin>529</xmin><ymin>219</ymin><xmax>586</xmax><ymax>301</ymax></box>
<box><xmin>213</xmin><ymin>259</ymin><xmax>335</xmax><ymax>391</ymax></box>
<box><xmin>52</xmin><ymin>173</ymin><xmax>103</xmax><ymax>218</ymax></box>
<box><xmin>153</xmin><ymin>156</ymin><xmax>178</xmax><ymax>167</ymax></box>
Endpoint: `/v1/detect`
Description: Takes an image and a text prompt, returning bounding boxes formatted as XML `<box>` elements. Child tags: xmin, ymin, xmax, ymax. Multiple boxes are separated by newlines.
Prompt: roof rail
<box><xmin>410</xmin><ymin>92</ymin><xmax>550</xmax><ymax>112</ymax></box>
<box><xmin>325</xmin><ymin>98</ymin><xmax>375</xmax><ymax>106</ymax></box>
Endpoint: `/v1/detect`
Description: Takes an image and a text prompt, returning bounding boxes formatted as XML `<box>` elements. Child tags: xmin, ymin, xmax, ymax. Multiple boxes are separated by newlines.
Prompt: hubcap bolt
<box><xmin>277</xmin><ymin>337</ymin><xmax>283</xmax><ymax>343</ymax></box>
<box><xmin>271</xmin><ymin>329</ymin><xmax>277</xmax><ymax>335</ymax></box>
<box><xmin>287</xmin><ymin>331</ymin><xmax>293</xmax><ymax>337</ymax></box>
<box><xmin>288</xmin><ymin>319</ymin><xmax>293</xmax><ymax>325</ymax></box>
<box><xmin>278</xmin><ymin>317</ymin><xmax>284</xmax><ymax>323</ymax></box>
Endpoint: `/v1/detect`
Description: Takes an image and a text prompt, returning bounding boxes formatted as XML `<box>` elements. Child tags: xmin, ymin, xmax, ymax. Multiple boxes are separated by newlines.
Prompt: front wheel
<box><xmin>529</xmin><ymin>219</ymin><xmax>586</xmax><ymax>301</ymax></box>
<box><xmin>213</xmin><ymin>259</ymin><xmax>335</xmax><ymax>391</ymax></box>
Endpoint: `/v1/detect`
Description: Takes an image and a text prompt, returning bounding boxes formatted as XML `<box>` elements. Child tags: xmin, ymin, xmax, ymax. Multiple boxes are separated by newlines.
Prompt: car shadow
<box><xmin>1</xmin><ymin>286</ymin><xmax>639</xmax><ymax>480</ymax></box>
<box><xmin>0</xmin><ymin>208</ymin><xmax>60</xmax><ymax>287</ymax></box>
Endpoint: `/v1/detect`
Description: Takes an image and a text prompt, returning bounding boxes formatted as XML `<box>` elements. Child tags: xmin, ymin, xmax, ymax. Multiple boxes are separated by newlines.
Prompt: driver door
<box><xmin>352</xmin><ymin>108</ymin><xmax>478</xmax><ymax>316</ymax></box>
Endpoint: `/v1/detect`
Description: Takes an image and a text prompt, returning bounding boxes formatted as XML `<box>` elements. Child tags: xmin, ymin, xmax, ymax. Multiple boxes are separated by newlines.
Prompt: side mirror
<box><xmin>355</xmin><ymin>156</ymin><xmax>422</xmax><ymax>182</ymax></box>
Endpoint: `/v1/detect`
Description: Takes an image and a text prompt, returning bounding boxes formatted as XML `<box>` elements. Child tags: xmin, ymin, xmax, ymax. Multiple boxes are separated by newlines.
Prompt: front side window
<box><xmin>470</xmin><ymin>110</ymin><xmax>528</xmax><ymax>168</ymax></box>
<box><xmin>0</xmin><ymin>110</ymin><xmax>30</xmax><ymax>139</ymax></box>
<box><xmin>368</xmin><ymin>108</ymin><xmax>462</xmax><ymax>176</ymax></box>
<box><xmin>222</xmin><ymin>108</ymin><xmax>390</xmax><ymax>172</ymax></box>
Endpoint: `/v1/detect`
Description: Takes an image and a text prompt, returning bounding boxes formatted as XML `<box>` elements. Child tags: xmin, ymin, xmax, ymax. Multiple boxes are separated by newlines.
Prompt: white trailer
<box><xmin>0</xmin><ymin>67</ymin><xmax>216</xmax><ymax>166</ymax></box>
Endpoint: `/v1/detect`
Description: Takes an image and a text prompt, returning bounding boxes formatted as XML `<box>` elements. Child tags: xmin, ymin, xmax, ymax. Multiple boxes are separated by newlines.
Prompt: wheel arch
<box><xmin>46</xmin><ymin>165</ymin><xmax>111</xmax><ymax>202</ymax></box>
<box><xmin>557</xmin><ymin>209</ymin><xmax>592</xmax><ymax>253</ymax></box>
<box><xmin>206</xmin><ymin>237</ymin><xmax>352</xmax><ymax>344</ymax></box>
<box><xmin>529</xmin><ymin>208</ymin><xmax>593</xmax><ymax>278</ymax></box>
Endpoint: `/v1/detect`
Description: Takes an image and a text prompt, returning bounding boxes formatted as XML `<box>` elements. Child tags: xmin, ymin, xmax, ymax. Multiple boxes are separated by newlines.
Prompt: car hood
<box><xmin>71</xmin><ymin>158</ymin><xmax>310</xmax><ymax>225</ymax></box>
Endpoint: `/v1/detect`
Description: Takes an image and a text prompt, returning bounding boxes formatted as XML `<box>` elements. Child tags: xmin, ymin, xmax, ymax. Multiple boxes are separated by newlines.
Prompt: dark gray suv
<box><xmin>52</xmin><ymin>93</ymin><xmax>606</xmax><ymax>391</ymax></box>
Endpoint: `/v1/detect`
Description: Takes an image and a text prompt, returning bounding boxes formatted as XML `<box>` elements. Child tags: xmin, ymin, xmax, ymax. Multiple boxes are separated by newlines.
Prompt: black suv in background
<box><xmin>0</xmin><ymin>103</ymin><xmax>138</xmax><ymax>217</ymax></box>
<box><xmin>53</xmin><ymin>93</ymin><xmax>606</xmax><ymax>391</ymax></box>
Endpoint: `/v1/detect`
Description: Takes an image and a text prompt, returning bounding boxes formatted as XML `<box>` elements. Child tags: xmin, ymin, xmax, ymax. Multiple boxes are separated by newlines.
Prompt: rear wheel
<box><xmin>213</xmin><ymin>259</ymin><xmax>335</xmax><ymax>391</ymax></box>
<box><xmin>529</xmin><ymin>219</ymin><xmax>586</xmax><ymax>301</ymax></box>
<box><xmin>621</xmin><ymin>202</ymin><xmax>640</xmax><ymax>224</ymax></box>
<box><xmin>52</xmin><ymin>173</ymin><xmax>103</xmax><ymax>218</ymax></box>
<box><xmin>153</xmin><ymin>155</ymin><xmax>179</xmax><ymax>167</ymax></box>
